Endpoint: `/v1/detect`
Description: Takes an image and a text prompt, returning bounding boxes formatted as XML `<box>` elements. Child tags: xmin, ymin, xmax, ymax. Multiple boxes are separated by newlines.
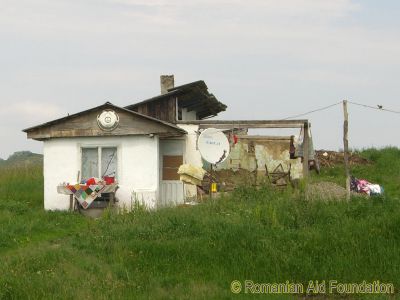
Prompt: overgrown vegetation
<box><xmin>315</xmin><ymin>147</ymin><xmax>400</xmax><ymax>200</ymax></box>
<box><xmin>0</xmin><ymin>148</ymin><xmax>399</xmax><ymax>299</ymax></box>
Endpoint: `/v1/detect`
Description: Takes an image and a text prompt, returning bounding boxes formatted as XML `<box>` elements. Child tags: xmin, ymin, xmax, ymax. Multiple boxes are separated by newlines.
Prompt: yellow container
<box><xmin>211</xmin><ymin>183</ymin><xmax>217</xmax><ymax>193</ymax></box>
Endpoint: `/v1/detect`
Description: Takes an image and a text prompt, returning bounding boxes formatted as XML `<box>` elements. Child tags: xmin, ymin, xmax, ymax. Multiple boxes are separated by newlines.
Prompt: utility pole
<box><xmin>343</xmin><ymin>100</ymin><xmax>350</xmax><ymax>200</ymax></box>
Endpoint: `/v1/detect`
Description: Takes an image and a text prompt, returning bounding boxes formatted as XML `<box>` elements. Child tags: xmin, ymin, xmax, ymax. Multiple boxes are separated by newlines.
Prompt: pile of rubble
<box><xmin>316</xmin><ymin>150</ymin><xmax>370</xmax><ymax>168</ymax></box>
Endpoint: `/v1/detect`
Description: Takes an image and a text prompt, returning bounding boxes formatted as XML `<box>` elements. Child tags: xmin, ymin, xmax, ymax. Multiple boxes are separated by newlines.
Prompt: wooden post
<box><xmin>302</xmin><ymin>122</ymin><xmax>309</xmax><ymax>178</ymax></box>
<box><xmin>210</xmin><ymin>164</ymin><xmax>214</xmax><ymax>199</ymax></box>
<box><xmin>69</xmin><ymin>194</ymin><xmax>73</xmax><ymax>211</ymax></box>
<box><xmin>343</xmin><ymin>100</ymin><xmax>351</xmax><ymax>200</ymax></box>
<box><xmin>109</xmin><ymin>193</ymin><xmax>115</xmax><ymax>208</ymax></box>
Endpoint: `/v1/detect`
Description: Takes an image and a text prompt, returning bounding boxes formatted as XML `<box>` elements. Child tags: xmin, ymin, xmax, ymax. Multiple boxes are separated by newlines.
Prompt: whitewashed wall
<box><xmin>43</xmin><ymin>135</ymin><xmax>159</xmax><ymax>211</ymax></box>
<box><xmin>178</xmin><ymin>124</ymin><xmax>202</xmax><ymax>167</ymax></box>
<box><xmin>181</xmin><ymin>108</ymin><xmax>197</xmax><ymax>121</ymax></box>
<box><xmin>177</xmin><ymin>124</ymin><xmax>203</xmax><ymax>199</ymax></box>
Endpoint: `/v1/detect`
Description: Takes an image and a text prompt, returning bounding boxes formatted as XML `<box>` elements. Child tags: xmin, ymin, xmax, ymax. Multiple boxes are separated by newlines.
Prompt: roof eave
<box><xmin>125</xmin><ymin>80</ymin><xmax>228</xmax><ymax>118</ymax></box>
<box><xmin>23</xmin><ymin>102</ymin><xmax>186</xmax><ymax>135</ymax></box>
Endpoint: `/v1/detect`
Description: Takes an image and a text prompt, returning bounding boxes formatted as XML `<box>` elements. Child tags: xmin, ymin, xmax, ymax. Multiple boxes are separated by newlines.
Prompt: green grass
<box><xmin>0</xmin><ymin>148</ymin><xmax>399</xmax><ymax>299</ymax></box>
<box><xmin>315</xmin><ymin>147</ymin><xmax>400</xmax><ymax>200</ymax></box>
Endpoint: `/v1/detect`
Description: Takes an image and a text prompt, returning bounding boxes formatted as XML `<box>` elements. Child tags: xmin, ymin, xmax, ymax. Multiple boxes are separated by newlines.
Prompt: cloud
<box><xmin>0</xmin><ymin>0</ymin><xmax>392</xmax><ymax>69</ymax></box>
<box><xmin>0</xmin><ymin>0</ymin><xmax>400</xmax><ymax>158</ymax></box>
<box><xmin>0</xmin><ymin>101</ymin><xmax>63</xmax><ymax>126</ymax></box>
<box><xmin>0</xmin><ymin>0</ymin><xmax>358</xmax><ymax>34</ymax></box>
<box><xmin>0</xmin><ymin>101</ymin><xmax>62</xmax><ymax>157</ymax></box>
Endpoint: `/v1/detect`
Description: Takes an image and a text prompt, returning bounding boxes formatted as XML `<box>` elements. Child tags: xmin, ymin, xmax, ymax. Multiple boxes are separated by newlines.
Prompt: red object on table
<box><xmin>86</xmin><ymin>177</ymin><xmax>97</xmax><ymax>185</ymax></box>
<box><xmin>103</xmin><ymin>176</ymin><xmax>115</xmax><ymax>185</ymax></box>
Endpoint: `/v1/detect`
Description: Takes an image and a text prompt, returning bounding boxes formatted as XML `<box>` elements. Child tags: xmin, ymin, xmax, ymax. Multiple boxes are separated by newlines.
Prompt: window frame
<box><xmin>80</xmin><ymin>145</ymin><xmax>119</xmax><ymax>180</ymax></box>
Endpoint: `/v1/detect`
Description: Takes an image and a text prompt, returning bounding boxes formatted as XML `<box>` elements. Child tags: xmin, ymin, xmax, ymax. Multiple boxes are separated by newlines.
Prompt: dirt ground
<box><xmin>203</xmin><ymin>169</ymin><xmax>261</xmax><ymax>192</ymax></box>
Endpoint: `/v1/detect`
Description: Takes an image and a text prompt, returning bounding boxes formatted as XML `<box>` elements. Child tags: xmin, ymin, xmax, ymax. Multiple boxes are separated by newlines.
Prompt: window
<box><xmin>81</xmin><ymin>147</ymin><xmax>117</xmax><ymax>179</ymax></box>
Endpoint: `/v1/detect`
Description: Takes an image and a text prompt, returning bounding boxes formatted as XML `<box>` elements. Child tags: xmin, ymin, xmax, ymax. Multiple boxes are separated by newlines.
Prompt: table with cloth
<box><xmin>57</xmin><ymin>183</ymin><xmax>118</xmax><ymax>210</ymax></box>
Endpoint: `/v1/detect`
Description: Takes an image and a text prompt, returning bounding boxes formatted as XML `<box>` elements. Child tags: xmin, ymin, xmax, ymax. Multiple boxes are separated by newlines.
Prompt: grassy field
<box><xmin>0</xmin><ymin>148</ymin><xmax>399</xmax><ymax>299</ymax></box>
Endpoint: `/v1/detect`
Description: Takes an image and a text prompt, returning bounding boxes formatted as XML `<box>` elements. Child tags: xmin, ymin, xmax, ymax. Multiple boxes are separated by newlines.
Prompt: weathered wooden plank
<box><xmin>158</xmin><ymin>101</ymin><xmax>165</xmax><ymax>121</ymax></box>
<box><xmin>162</xmin><ymin>155</ymin><xmax>182</xmax><ymax>180</ymax></box>
<box><xmin>133</xmin><ymin>97</ymin><xmax>177</xmax><ymax>123</ymax></box>
<box><xmin>186</xmin><ymin>102</ymin><xmax>208</xmax><ymax>113</ymax></box>
<box><xmin>237</xmin><ymin>135</ymin><xmax>292</xmax><ymax>140</ymax></box>
<box><xmin>138</xmin><ymin>105</ymin><xmax>148</xmax><ymax>115</ymax></box>
<box><xmin>27</xmin><ymin>107</ymin><xmax>184</xmax><ymax>140</ymax></box>
<box><xmin>176</xmin><ymin>119</ymin><xmax>307</xmax><ymax>129</ymax></box>
<box><xmin>162</xmin><ymin>168</ymin><xmax>180</xmax><ymax>180</ymax></box>
<box><xmin>198</xmin><ymin>124</ymin><xmax>305</xmax><ymax>129</ymax></box>
<box><xmin>155</xmin><ymin>102</ymin><xmax>161</xmax><ymax>119</ymax></box>
<box><xmin>302</xmin><ymin>122</ymin><xmax>309</xmax><ymax>177</ymax></box>
<box><xmin>177</xmin><ymin>119</ymin><xmax>308</xmax><ymax>126</ymax></box>
<box><xmin>167</xmin><ymin>97</ymin><xmax>177</xmax><ymax>123</ymax></box>
<box><xmin>163</xmin><ymin>155</ymin><xmax>183</xmax><ymax>168</ymax></box>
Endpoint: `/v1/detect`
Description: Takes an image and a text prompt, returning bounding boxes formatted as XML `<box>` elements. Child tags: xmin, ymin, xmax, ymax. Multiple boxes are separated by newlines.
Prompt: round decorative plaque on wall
<box><xmin>97</xmin><ymin>110</ymin><xmax>119</xmax><ymax>131</ymax></box>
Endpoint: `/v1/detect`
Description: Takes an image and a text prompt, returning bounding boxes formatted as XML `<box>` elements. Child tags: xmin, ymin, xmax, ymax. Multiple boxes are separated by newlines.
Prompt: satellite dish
<box><xmin>198</xmin><ymin>128</ymin><xmax>230</xmax><ymax>164</ymax></box>
<box><xmin>97</xmin><ymin>110</ymin><xmax>119</xmax><ymax>131</ymax></box>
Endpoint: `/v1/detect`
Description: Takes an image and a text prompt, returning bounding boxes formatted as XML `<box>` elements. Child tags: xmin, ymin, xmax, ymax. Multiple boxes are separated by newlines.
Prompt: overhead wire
<box><xmin>281</xmin><ymin>101</ymin><xmax>342</xmax><ymax>120</ymax></box>
<box><xmin>281</xmin><ymin>100</ymin><xmax>400</xmax><ymax>121</ymax></box>
<box><xmin>348</xmin><ymin>101</ymin><xmax>400</xmax><ymax>114</ymax></box>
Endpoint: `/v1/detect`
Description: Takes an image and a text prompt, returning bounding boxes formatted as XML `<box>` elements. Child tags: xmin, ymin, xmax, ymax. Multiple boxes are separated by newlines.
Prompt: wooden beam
<box><xmin>176</xmin><ymin>119</ymin><xmax>308</xmax><ymax>128</ymax></box>
<box><xmin>186</xmin><ymin>101</ymin><xmax>207</xmax><ymax>112</ymax></box>
<box><xmin>198</xmin><ymin>124</ymin><xmax>304</xmax><ymax>129</ymax></box>
<box><xmin>302</xmin><ymin>122</ymin><xmax>309</xmax><ymax>178</ymax></box>
<box><xmin>26</xmin><ymin>108</ymin><xmax>186</xmax><ymax>140</ymax></box>
<box><xmin>180</xmin><ymin>99</ymin><xmax>197</xmax><ymax>107</ymax></box>
<box><xmin>237</xmin><ymin>135</ymin><xmax>291</xmax><ymax>140</ymax></box>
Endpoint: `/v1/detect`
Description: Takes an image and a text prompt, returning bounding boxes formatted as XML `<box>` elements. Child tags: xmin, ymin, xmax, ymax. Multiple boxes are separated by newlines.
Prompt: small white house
<box><xmin>24</xmin><ymin>75</ymin><xmax>311</xmax><ymax>211</ymax></box>
<box><xmin>23</xmin><ymin>76</ymin><xmax>227</xmax><ymax>210</ymax></box>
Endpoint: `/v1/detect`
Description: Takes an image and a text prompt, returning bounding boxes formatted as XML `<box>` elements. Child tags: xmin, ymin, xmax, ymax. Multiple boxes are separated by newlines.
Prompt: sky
<box><xmin>1</xmin><ymin>0</ymin><xmax>400</xmax><ymax>159</ymax></box>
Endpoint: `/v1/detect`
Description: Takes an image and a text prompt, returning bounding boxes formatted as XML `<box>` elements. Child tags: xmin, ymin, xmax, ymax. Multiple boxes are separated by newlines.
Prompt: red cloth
<box><xmin>104</xmin><ymin>176</ymin><xmax>115</xmax><ymax>185</ymax></box>
<box><xmin>233</xmin><ymin>134</ymin><xmax>238</xmax><ymax>145</ymax></box>
<box><xmin>86</xmin><ymin>177</ymin><xmax>97</xmax><ymax>185</ymax></box>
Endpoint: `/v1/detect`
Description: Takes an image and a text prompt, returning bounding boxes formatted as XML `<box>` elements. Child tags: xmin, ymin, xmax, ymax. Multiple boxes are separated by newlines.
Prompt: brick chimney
<box><xmin>160</xmin><ymin>75</ymin><xmax>174</xmax><ymax>94</ymax></box>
